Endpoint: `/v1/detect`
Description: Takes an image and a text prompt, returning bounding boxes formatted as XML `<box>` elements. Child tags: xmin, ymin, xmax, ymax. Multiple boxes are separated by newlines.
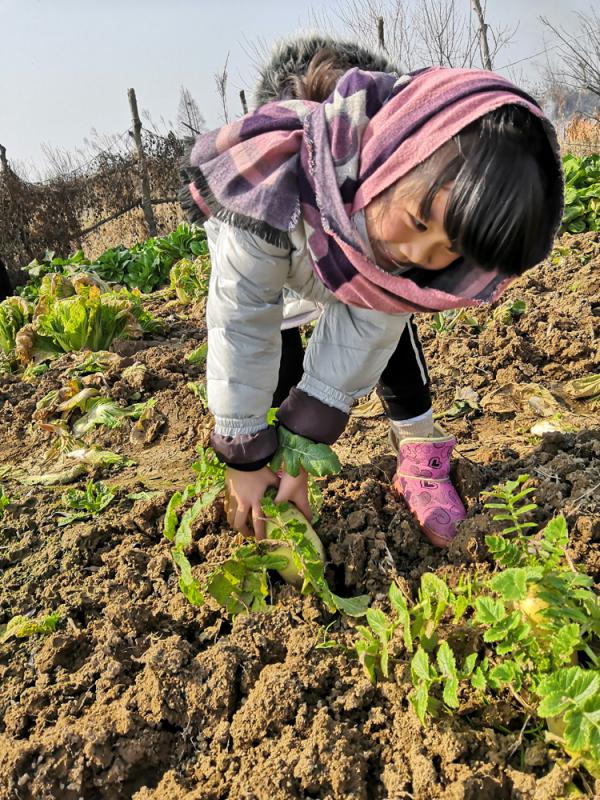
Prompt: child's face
<box><xmin>363</xmin><ymin>181</ymin><xmax>460</xmax><ymax>272</ymax></box>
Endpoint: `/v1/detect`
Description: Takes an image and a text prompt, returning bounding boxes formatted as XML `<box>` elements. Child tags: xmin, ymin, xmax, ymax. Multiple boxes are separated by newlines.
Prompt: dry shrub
<box><xmin>562</xmin><ymin>113</ymin><xmax>600</xmax><ymax>156</ymax></box>
<box><xmin>0</xmin><ymin>132</ymin><xmax>186</xmax><ymax>282</ymax></box>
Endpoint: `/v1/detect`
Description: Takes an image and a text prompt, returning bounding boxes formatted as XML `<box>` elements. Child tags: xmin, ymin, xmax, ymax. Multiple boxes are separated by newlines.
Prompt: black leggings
<box><xmin>272</xmin><ymin>317</ymin><xmax>431</xmax><ymax>421</ymax></box>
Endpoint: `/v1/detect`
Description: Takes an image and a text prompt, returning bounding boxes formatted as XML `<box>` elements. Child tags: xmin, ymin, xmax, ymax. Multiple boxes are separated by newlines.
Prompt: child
<box><xmin>179</xmin><ymin>35</ymin><xmax>564</xmax><ymax>547</ymax></box>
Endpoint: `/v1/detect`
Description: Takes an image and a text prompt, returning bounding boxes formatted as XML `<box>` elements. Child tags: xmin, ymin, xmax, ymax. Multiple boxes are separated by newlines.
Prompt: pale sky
<box><xmin>0</xmin><ymin>0</ymin><xmax>594</xmax><ymax>179</ymax></box>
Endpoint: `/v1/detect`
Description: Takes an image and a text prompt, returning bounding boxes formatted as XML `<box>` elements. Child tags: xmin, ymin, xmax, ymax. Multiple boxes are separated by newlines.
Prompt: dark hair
<box><xmin>411</xmin><ymin>105</ymin><xmax>561</xmax><ymax>276</ymax></box>
<box><xmin>290</xmin><ymin>46</ymin><xmax>349</xmax><ymax>102</ymax></box>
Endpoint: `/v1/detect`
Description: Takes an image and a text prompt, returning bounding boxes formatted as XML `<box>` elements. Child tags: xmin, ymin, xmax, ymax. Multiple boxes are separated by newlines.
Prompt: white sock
<box><xmin>390</xmin><ymin>408</ymin><xmax>435</xmax><ymax>441</ymax></box>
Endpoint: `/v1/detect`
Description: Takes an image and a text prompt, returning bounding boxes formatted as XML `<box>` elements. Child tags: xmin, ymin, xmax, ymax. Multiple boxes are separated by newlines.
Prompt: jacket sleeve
<box><xmin>277</xmin><ymin>302</ymin><xmax>411</xmax><ymax>443</ymax></box>
<box><xmin>204</xmin><ymin>219</ymin><xmax>290</xmax><ymax>469</ymax></box>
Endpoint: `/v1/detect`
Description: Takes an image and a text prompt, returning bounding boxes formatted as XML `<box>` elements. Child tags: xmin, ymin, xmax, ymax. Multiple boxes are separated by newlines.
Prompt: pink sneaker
<box><xmin>389</xmin><ymin>425</ymin><xmax>466</xmax><ymax>548</ymax></box>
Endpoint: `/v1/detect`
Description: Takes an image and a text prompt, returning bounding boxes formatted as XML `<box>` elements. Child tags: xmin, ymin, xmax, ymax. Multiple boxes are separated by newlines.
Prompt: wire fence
<box><xmin>0</xmin><ymin>127</ymin><xmax>187</xmax><ymax>280</ymax></box>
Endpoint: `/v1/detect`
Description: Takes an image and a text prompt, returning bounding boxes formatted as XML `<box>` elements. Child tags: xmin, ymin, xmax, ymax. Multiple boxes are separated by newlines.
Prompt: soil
<box><xmin>0</xmin><ymin>232</ymin><xmax>598</xmax><ymax>800</ymax></box>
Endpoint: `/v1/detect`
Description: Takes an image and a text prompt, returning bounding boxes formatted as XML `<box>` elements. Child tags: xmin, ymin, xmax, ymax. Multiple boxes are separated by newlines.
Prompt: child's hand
<box><xmin>274</xmin><ymin>467</ymin><xmax>312</xmax><ymax>524</ymax></box>
<box><xmin>224</xmin><ymin>465</ymin><xmax>279</xmax><ymax>541</ymax></box>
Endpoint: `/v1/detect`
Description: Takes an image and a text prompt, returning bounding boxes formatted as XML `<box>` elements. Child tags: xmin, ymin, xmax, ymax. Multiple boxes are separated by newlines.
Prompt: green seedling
<box><xmin>56</xmin><ymin>479</ymin><xmax>115</xmax><ymax>526</ymax></box>
<box><xmin>410</xmin><ymin>642</ymin><xmax>478</xmax><ymax>724</ymax></box>
<box><xmin>169</xmin><ymin>256</ymin><xmax>210</xmax><ymax>304</ymax></box>
<box><xmin>186</xmin><ymin>382</ymin><xmax>208</xmax><ymax>408</ymax></box>
<box><xmin>0</xmin><ymin>611</ymin><xmax>62</xmax><ymax>643</ymax></box>
<box><xmin>314</xmin><ymin>621</ymin><xmax>350</xmax><ymax>652</ymax></box>
<box><xmin>0</xmin><ymin>485</ymin><xmax>9</xmax><ymax>516</ymax></box>
<box><xmin>494</xmin><ymin>298</ymin><xmax>527</xmax><ymax>324</ymax></box>
<box><xmin>431</xmin><ymin>309</ymin><xmax>481</xmax><ymax>336</ymax></box>
<box><xmin>186</xmin><ymin>342</ymin><xmax>208</xmax><ymax>365</ymax></box>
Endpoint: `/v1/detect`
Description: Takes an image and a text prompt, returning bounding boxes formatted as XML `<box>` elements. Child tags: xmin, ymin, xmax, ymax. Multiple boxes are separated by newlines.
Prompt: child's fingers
<box><xmin>233</xmin><ymin>505</ymin><xmax>251</xmax><ymax>537</ymax></box>
<box><xmin>252</xmin><ymin>504</ymin><xmax>266</xmax><ymax>541</ymax></box>
<box><xmin>274</xmin><ymin>481</ymin><xmax>312</xmax><ymax>523</ymax></box>
<box><xmin>266</xmin><ymin>470</ymin><xmax>280</xmax><ymax>487</ymax></box>
<box><xmin>294</xmin><ymin>493</ymin><xmax>312</xmax><ymax>522</ymax></box>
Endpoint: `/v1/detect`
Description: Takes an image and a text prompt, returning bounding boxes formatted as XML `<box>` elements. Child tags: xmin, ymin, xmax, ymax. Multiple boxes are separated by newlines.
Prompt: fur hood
<box><xmin>252</xmin><ymin>33</ymin><xmax>401</xmax><ymax>107</ymax></box>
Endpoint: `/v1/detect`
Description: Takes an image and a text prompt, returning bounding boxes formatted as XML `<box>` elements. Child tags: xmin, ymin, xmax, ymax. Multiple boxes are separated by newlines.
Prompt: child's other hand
<box><xmin>274</xmin><ymin>467</ymin><xmax>312</xmax><ymax>524</ymax></box>
<box><xmin>224</xmin><ymin>465</ymin><xmax>279</xmax><ymax>541</ymax></box>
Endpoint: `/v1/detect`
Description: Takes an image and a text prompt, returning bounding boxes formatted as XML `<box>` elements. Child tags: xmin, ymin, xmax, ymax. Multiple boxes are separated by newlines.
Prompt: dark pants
<box><xmin>273</xmin><ymin>316</ymin><xmax>431</xmax><ymax>421</ymax></box>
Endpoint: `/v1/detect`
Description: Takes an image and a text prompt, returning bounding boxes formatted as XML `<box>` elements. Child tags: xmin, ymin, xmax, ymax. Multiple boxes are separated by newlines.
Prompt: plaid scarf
<box><xmin>180</xmin><ymin>66</ymin><xmax>563</xmax><ymax>313</ymax></box>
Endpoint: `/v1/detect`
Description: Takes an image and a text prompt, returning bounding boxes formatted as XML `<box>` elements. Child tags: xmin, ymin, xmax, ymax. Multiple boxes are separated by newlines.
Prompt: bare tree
<box><xmin>307</xmin><ymin>0</ymin><xmax>516</xmax><ymax>72</ymax></box>
<box><xmin>414</xmin><ymin>0</ymin><xmax>516</xmax><ymax>69</ymax></box>
<box><xmin>540</xmin><ymin>10</ymin><xmax>600</xmax><ymax>100</ymax></box>
<box><xmin>177</xmin><ymin>87</ymin><xmax>206</xmax><ymax>136</ymax></box>
<box><xmin>215</xmin><ymin>52</ymin><xmax>231</xmax><ymax>124</ymax></box>
<box><xmin>306</xmin><ymin>0</ymin><xmax>416</xmax><ymax>70</ymax></box>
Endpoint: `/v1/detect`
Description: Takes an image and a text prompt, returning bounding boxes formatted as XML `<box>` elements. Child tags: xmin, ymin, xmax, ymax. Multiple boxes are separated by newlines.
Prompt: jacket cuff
<box><xmin>210</xmin><ymin>427</ymin><xmax>278</xmax><ymax>471</ymax></box>
<box><xmin>276</xmin><ymin>387</ymin><xmax>349</xmax><ymax>445</ymax></box>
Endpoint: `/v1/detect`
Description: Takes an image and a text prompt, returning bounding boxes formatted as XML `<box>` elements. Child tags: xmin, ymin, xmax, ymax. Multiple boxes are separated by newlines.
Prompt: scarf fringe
<box><xmin>179</xmin><ymin>163</ymin><xmax>291</xmax><ymax>249</ymax></box>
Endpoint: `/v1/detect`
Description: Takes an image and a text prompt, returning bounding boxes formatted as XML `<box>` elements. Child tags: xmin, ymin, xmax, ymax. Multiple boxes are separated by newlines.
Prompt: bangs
<box><xmin>415</xmin><ymin>105</ymin><xmax>558</xmax><ymax>275</ymax></box>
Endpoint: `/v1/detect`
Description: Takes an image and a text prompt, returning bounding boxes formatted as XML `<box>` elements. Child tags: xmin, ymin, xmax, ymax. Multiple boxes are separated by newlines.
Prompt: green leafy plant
<box><xmin>71</xmin><ymin>396</ymin><xmax>155</xmax><ymax>437</ymax></box>
<box><xmin>0</xmin><ymin>485</ymin><xmax>9</xmax><ymax>517</ymax></box>
<box><xmin>348</xmin><ymin>474</ymin><xmax>600</xmax><ymax>779</ymax></box>
<box><xmin>205</xmin><ymin>545</ymin><xmax>290</xmax><ymax>616</ymax></box>
<box><xmin>561</xmin><ymin>153</ymin><xmax>600</xmax><ymax>234</ymax></box>
<box><xmin>186</xmin><ymin>342</ymin><xmax>208</xmax><ymax>365</ymax></box>
<box><xmin>0</xmin><ymin>297</ymin><xmax>32</xmax><ymax>354</ymax></box>
<box><xmin>536</xmin><ymin>667</ymin><xmax>600</xmax><ymax>778</ymax></box>
<box><xmin>0</xmin><ymin>611</ymin><xmax>62</xmax><ymax>643</ymax></box>
<box><xmin>261</xmin><ymin>493</ymin><xmax>369</xmax><ymax>615</ymax></box>
<box><xmin>34</xmin><ymin>380</ymin><xmax>155</xmax><ymax>438</ymax></box>
<box><xmin>494</xmin><ymin>298</ymin><xmax>527</xmax><ymax>325</ymax></box>
<box><xmin>17</xmin><ymin>285</ymin><xmax>140</xmax><ymax>362</ymax></box>
<box><xmin>67</xmin><ymin>351</ymin><xmax>120</xmax><ymax>376</ymax></box>
<box><xmin>79</xmin><ymin>223</ymin><xmax>208</xmax><ymax>292</ymax></box>
<box><xmin>163</xmin><ymin>444</ymin><xmax>367</xmax><ymax>617</ymax></box>
<box><xmin>56</xmin><ymin>479</ymin><xmax>116</xmax><ymax>526</ymax></box>
<box><xmin>270</xmin><ymin>425</ymin><xmax>341</xmax><ymax>477</ymax></box>
<box><xmin>18</xmin><ymin>250</ymin><xmax>92</xmax><ymax>300</ymax></box>
<box><xmin>186</xmin><ymin>381</ymin><xmax>208</xmax><ymax>408</ymax></box>
<box><xmin>431</xmin><ymin>309</ymin><xmax>481</xmax><ymax>336</ymax></box>
<box><xmin>169</xmin><ymin>257</ymin><xmax>210</xmax><ymax>304</ymax></box>
<box><xmin>116</xmin><ymin>288</ymin><xmax>164</xmax><ymax>335</ymax></box>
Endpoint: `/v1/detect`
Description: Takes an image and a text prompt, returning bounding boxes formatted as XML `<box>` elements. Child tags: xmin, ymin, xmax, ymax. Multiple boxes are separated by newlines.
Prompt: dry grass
<box><xmin>560</xmin><ymin>114</ymin><xmax>600</xmax><ymax>157</ymax></box>
<box><xmin>80</xmin><ymin>202</ymin><xmax>185</xmax><ymax>260</ymax></box>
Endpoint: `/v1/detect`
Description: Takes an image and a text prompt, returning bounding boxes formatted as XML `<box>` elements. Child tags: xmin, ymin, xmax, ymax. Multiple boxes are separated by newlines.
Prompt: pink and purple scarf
<box><xmin>180</xmin><ymin>66</ymin><xmax>563</xmax><ymax>314</ymax></box>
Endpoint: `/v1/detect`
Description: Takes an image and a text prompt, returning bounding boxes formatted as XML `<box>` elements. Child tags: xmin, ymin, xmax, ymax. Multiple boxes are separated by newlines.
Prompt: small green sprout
<box><xmin>1</xmin><ymin>611</ymin><xmax>62</xmax><ymax>643</ymax></box>
<box><xmin>56</xmin><ymin>479</ymin><xmax>116</xmax><ymax>525</ymax></box>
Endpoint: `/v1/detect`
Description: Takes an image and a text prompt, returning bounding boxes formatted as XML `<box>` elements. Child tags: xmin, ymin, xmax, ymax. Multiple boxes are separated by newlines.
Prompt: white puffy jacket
<box><xmin>204</xmin><ymin>215</ymin><xmax>411</xmax><ymax>456</ymax></box>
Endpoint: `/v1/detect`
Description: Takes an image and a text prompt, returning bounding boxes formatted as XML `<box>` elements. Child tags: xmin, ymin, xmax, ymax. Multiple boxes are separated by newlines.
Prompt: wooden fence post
<box><xmin>127</xmin><ymin>88</ymin><xmax>158</xmax><ymax>237</ymax></box>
